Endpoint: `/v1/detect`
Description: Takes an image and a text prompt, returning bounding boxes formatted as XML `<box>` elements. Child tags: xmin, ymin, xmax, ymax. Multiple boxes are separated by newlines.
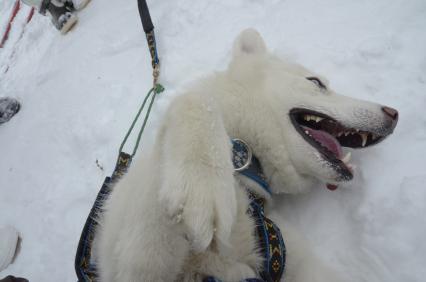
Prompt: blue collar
<box><xmin>231</xmin><ymin>139</ymin><xmax>286</xmax><ymax>281</ymax></box>
<box><xmin>231</xmin><ymin>139</ymin><xmax>271</xmax><ymax>196</ymax></box>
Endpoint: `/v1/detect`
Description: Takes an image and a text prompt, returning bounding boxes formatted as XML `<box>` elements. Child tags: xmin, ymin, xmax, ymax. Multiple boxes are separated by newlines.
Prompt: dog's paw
<box><xmin>218</xmin><ymin>262</ymin><xmax>257</xmax><ymax>282</ymax></box>
<box><xmin>160</xmin><ymin>189</ymin><xmax>215</xmax><ymax>252</ymax></box>
<box><xmin>181</xmin><ymin>191</ymin><xmax>216</xmax><ymax>252</ymax></box>
<box><xmin>159</xmin><ymin>166</ymin><xmax>237</xmax><ymax>252</ymax></box>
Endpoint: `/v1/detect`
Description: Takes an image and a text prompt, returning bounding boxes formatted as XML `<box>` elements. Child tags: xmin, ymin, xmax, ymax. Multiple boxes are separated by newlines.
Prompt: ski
<box><xmin>3</xmin><ymin>6</ymin><xmax>36</xmax><ymax>74</ymax></box>
<box><xmin>0</xmin><ymin>0</ymin><xmax>21</xmax><ymax>48</ymax></box>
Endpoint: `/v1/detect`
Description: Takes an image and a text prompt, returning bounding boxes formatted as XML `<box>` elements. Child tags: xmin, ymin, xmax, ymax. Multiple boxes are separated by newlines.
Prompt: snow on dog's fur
<box><xmin>95</xmin><ymin>29</ymin><xmax>398</xmax><ymax>281</ymax></box>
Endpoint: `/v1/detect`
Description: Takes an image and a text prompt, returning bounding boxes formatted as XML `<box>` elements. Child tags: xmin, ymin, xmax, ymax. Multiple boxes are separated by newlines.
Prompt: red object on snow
<box><xmin>0</xmin><ymin>0</ymin><xmax>21</xmax><ymax>48</ymax></box>
<box><xmin>26</xmin><ymin>7</ymin><xmax>35</xmax><ymax>24</ymax></box>
<box><xmin>2</xmin><ymin>6</ymin><xmax>36</xmax><ymax>73</ymax></box>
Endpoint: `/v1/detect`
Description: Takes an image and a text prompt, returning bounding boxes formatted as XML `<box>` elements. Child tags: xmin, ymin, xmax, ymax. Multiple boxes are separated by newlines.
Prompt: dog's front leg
<box><xmin>158</xmin><ymin>94</ymin><xmax>237</xmax><ymax>252</ymax></box>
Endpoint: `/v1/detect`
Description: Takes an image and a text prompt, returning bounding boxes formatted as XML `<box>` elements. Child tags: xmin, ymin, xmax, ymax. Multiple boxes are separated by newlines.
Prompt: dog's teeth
<box><xmin>347</xmin><ymin>164</ymin><xmax>357</xmax><ymax>171</ymax></box>
<box><xmin>315</xmin><ymin>117</ymin><xmax>323</xmax><ymax>123</ymax></box>
<box><xmin>344</xmin><ymin>132</ymin><xmax>350</xmax><ymax>136</ymax></box>
<box><xmin>304</xmin><ymin>115</ymin><xmax>311</xmax><ymax>121</ymax></box>
<box><xmin>360</xmin><ymin>133</ymin><xmax>368</xmax><ymax>147</ymax></box>
<box><xmin>341</xmin><ymin>152</ymin><xmax>351</xmax><ymax>163</ymax></box>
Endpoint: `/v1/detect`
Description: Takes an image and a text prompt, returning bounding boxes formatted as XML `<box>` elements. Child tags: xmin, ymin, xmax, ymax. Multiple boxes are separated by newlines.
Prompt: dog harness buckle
<box><xmin>232</xmin><ymin>138</ymin><xmax>253</xmax><ymax>172</ymax></box>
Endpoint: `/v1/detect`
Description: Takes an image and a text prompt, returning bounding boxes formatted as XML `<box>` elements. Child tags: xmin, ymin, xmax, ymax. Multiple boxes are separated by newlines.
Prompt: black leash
<box><xmin>74</xmin><ymin>1</ymin><xmax>161</xmax><ymax>281</ymax></box>
<box><xmin>138</xmin><ymin>0</ymin><xmax>160</xmax><ymax>85</ymax></box>
<box><xmin>137</xmin><ymin>0</ymin><xmax>153</xmax><ymax>33</ymax></box>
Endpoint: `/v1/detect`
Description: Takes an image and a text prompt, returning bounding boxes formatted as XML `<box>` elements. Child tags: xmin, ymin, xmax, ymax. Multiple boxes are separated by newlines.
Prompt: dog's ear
<box><xmin>233</xmin><ymin>28</ymin><xmax>267</xmax><ymax>57</ymax></box>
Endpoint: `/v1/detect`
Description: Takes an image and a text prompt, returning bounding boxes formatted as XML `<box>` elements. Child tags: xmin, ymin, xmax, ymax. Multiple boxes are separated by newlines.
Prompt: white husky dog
<box><xmin>95</xmin><ymin>29</ymin><xmax>398</xmax><ymax>282</ymax></box>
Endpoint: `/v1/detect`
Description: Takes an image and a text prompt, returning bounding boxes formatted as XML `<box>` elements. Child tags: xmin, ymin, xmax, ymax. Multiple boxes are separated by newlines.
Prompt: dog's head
<box><xmin>226</xmin><ymin>29</ymin><xmax>398</xmax><ymax>193</ymax></box>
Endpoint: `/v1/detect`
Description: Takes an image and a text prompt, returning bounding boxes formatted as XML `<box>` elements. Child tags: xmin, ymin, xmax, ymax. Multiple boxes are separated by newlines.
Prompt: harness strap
<box><xmin>204</xmin><ymin>141</ymin><xmax>286</xmax><ymax>282</ymax></box>
<box><xmin>75</xmin><ymin>152</ymin><xmax>132</xmax><ymax>282</ymax></box>
<box><xmin>248</xmin><ymin>192</ymin><xmax>286</xmax><ymax>282</ymax></box>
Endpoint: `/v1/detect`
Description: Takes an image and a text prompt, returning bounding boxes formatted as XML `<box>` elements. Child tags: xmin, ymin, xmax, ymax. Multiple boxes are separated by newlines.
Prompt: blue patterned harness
<box><xmin>75</xmin><ymin>140</ymin><xmax>286</xmax><ymax>282</ymax></box>
<box><xmin>225</xmin><ymin>139</ymin><xmax>287</xmax><ymax>282</ymax></box>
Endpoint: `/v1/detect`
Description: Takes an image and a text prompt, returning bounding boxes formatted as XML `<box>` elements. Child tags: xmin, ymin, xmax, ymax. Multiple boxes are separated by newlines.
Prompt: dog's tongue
<box><xmin>302</xmin><ymin>126</ymin><xmax>342</xmax><ymax>158</ymax></box>
<box><xmin>301</xmin><ymin>127</ymin><xmax>343</xmax><ymax>191</ymax></box>
<box><xmin>326</xmin><ymin>183</ymin><xmax>338</xmax><ymax>190</ymax></box>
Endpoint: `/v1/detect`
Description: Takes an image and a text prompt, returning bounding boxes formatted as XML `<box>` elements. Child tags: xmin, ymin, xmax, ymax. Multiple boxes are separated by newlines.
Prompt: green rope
<box><xmin>118</xmin><ymin>83</ymin><xmax>165</xmax><ymax>158</ymax></box>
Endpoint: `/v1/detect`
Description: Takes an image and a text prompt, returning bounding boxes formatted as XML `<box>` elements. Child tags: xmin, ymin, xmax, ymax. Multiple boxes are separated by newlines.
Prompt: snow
<box><xmin>1</xmin><ymin>0</ymin><xmax>425</xmax><ymax>281</ymax></box>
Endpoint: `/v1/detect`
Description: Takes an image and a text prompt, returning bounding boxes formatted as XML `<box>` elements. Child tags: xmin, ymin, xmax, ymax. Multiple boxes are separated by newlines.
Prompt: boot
<box><xmin>65</xmin><ymin>0</ymin><xmax>91</xmax><ymax>11</ymax></box>
<box><xmin>0</xmin><ymin>276</ymin><xmax>28</xmax><ymax>282</ymax></box>
<box><xmin>63</xmin><ymin>0</ymin><xmax>76</xmax><ymax>11</ymax></box>
<box><xmin>0</xmin><ymin>97</ymin><xmax>20</xmax><ymax>125</ymax></box>
<box><xmin>44</xmin><ymin>0</ymin><xmax>78</xmax><ymax>34</ymax></box>
<box><xmin>0</xmin><ymin>226</ymin><xmax>20</xmax><ymax>272</ymax></box>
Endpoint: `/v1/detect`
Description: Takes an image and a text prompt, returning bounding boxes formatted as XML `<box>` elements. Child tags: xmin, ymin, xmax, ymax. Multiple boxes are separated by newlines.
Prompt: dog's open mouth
<box><xmin>290</xmin><ymin>108</ymin><xmax>385</xmax><ymax>190</ymax></box>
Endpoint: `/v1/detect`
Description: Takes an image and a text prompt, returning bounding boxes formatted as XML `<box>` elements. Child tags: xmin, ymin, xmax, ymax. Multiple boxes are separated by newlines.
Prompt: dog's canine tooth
<box><xmin>361</xmin><ymin>133</ymin><xmax>368</xmax><ymax>147</ymax></box>
<box><xmin>347</xmin><ymin>163</ymin><xmax>357</xmax><ymax>171</ymax></box>
<box><xmin>341</xmin><ymin>152</ymin><xmax>351</xmax><ymax>163</ymax></box>
<box><xmin>315</xmin><ymin>116</ymin><xmax>323</xmax><ymax>123</ymax></box>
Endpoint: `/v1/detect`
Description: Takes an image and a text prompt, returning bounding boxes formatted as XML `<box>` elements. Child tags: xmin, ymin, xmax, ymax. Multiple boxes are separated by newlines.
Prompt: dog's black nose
<box><xmin>382</xmin><ymin>106</ymin><xmax>398</xmax><ymax>131</ymax></box>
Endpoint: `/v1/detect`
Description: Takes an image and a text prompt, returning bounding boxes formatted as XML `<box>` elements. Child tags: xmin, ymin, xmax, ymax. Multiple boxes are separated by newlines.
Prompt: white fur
<box><xmin>95</xmin><ymin>29</ymin><xmax>394</xmax><ymax>281</ymax></box>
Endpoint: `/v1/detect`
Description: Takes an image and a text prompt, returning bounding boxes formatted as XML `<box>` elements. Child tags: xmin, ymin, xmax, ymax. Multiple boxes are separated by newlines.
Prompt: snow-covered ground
<box><xmin>1</xmin><ymin>0</ymin><xmax>425</xmax><ymax>281</ymax></box>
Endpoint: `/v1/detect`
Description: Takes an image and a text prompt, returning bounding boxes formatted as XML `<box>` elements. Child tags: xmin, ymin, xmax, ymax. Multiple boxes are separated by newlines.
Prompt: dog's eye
<box><xmin>306</xmin><ymin>77</ymin><xmax>327</xmax><ymax>90</ymax></box>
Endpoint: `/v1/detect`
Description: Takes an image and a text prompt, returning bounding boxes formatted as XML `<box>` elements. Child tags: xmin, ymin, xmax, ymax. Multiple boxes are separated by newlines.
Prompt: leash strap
<box><xmin>75</xmin><ymin>1</ymin><xmax>162</xmax><ymax>281</ymax></box>
<box><xmin>118</xmin><ymin>84</ymin><xmax>164</xmax><ymax>158</ymax></box>
<box><xmin>137</xmin><ymin>0</ymin><xmax>160</xmax><ymax>85</ymax></box>
<box><xmin>137</xmin><ymin>0</ymin><xmax>153</xmax><ymax>33</ymax></box>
